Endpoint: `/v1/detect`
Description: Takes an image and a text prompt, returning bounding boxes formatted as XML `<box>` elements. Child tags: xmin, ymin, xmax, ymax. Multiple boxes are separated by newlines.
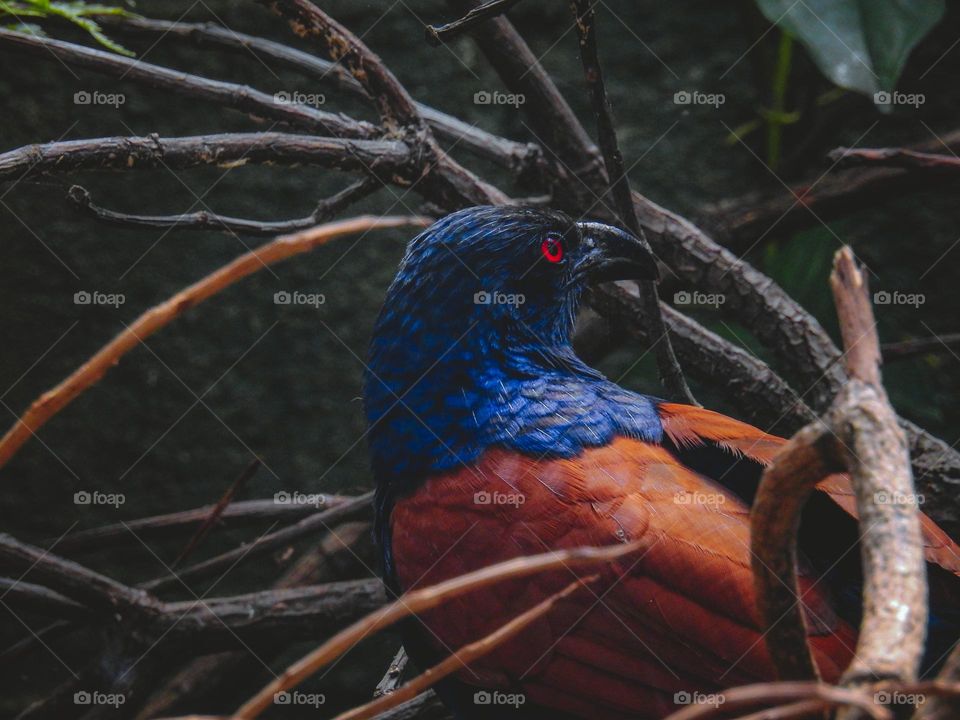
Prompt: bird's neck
<box><xmin>364</xmin><ymin>328</ymin><xmax>662</xmax><ymax>494</ymax></box>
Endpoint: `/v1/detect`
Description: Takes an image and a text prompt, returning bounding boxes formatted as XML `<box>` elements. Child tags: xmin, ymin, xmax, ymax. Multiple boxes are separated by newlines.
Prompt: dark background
<box><xmin>1</xmin><ymin>1</ymin><xmax>958</xmax><ymax>716</ymax></box>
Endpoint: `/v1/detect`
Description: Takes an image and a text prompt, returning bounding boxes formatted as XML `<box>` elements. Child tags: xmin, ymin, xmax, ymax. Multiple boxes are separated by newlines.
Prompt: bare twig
<box><xmin>233</xmin><ymin>542</ymin><xmax>641</xmax><ymax>718</ymax></box>
<box><xmin>332</xmin><ymin>577</ymin><xmax>595</xmax><ymax>720</ymax></box>
<box><xmin>69</xmin><ymin>177</ymin><xmax>380</xmax><ymax>236</ymax></box>
<box><xmin>751</xmin><ymin>247</ymin><xmax>927</xmax><ymax>686</ymax></box>
<box><xmin>0</xmin><ymin>28</ymin><xmax>376</xmax><ymax>139</ymax></box>
<box><xmin>569</xmin><ymin>0</ymin><xmax>696</xmax><ymax>406</ymax></box>
<box><xmin>425</xmin><ymin>0</ymin><xmax>523</xmax><ymax>45</ymax></box>
<box><xmin>0</xmin><ymin>215</ymin><xmax>427</xmax><ymax>470</ymax></box>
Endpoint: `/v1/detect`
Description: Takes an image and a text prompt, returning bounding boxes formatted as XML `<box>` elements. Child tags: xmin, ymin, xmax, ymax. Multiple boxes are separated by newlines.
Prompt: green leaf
<box><xmin>754</xmin><ymin>0</ymin><xmax>944</xmax><ymax>96</ymax></box>
<box><xmin>0</xmin><ymin>0</ymin><xmax>136</xmax><ymax>56</ymax></box>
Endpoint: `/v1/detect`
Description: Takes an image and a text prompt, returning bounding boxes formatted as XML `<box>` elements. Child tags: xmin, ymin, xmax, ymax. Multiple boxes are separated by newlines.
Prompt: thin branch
<box><xmin>0</xmin><ymin>133</ymin><xmax>412</xmax><ymax>184</ymax></box>
<box><xmin>569</xmin><ymin>0</ymin><xmax>696</xmax><ymax>406</ymax></box>
<box><xmin>425</xmin><ymin>0</ymin><xmax>523</xmax><ymax>45</ymax></box>
<box><xmin>332</xmin><ymin>577</ymin><xmax>595</xmax><ymax>720</ymax></box>
<box><xmin>0</xmin><ymin>578</ymin><xmax>92</xmax><ymax>620</ymax></box>
<box><xmin>69</xmin><ymin>177</ymin><xmax>380</xmax><ymax>236</ymax></box>
<box><xmin>0</xmin><ymin>216</ymin><xmax>427</xmax><ymax>470</ymax></box>
<box><xmin>0</xmin><ymin>28</ymin><xmax>376</xmax><ymax>139</ymax></box>
<box><xmin>829</xmin><ymin>147</ymin><xmax>960</xmax><ymax>172</ymax></box>
<box><xmin>233</xmin><ymin>542</ymin><xmax>641</xmax><ymax>718</ymax></box>
<box><xmin>140</xmin><ymin>491</ymin><xmax>373</xmax><ymax>592</ymax></box>
<box><xmin>752</xmin><ymin>247</ymin><xmax>927</xmax><ymax>685</ymax></box>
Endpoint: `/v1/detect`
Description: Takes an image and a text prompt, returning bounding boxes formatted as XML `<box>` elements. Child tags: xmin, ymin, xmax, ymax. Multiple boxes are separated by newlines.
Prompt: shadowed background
<box><xmin>1</xmin><ymin>0</ymin><xmax>958</xmax><ymax>715</ymax></box>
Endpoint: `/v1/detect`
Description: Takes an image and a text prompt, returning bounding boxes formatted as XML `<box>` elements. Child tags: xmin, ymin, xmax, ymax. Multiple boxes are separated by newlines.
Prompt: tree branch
<box><xmin>752</xmin><ymin>247</ymin><xmax>927</xmax><ymax>687</ymax></box>
<box><xmin>0</xmin><ymin>133</ymin><xmax>412</xmax><ymax>184</ymax></box>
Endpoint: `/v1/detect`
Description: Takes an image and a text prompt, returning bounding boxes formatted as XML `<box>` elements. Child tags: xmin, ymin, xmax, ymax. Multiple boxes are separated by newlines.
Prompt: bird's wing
<box><xmin>657</xmin><ymin>402</ymin><xmax>960</xmax><ymax>576</ymax></box>
<box><xmin>391</xmin><ymin>438</ymin><xmax>856</xmax><ymax>719</ymax></box>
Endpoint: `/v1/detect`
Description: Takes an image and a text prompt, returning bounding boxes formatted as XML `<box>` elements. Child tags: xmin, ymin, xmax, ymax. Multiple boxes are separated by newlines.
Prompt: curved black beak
<box><xmin>574</xmin><ymin>221</ymin><xmax>659</xmax><ymax>282</ymax></box>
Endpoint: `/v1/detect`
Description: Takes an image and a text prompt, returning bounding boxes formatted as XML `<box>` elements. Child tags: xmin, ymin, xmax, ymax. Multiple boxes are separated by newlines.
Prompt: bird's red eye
<box><xmin>541</xmin><ymin>236</ymin><xmax>564</xmax><ymax>263</ymax></box>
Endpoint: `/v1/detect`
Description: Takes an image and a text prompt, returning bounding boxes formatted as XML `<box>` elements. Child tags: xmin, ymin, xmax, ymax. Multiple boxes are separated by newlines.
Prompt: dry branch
<box><xmin>751</xmin><ymin>247</ymin><xmax>927</xmax><ymax>687</ymax></box>
<box><xmin>233</xmin><ymin>542</ymin><xmax>641</xmax><ymax>718</ymax></box>
<box><xmin>0</xmin><ymin>216</ymin><xmax>427</xmax><ymax>470</ymax></box>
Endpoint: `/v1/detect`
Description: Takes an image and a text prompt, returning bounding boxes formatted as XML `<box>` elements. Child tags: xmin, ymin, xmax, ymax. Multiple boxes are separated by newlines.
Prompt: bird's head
<box><xmin>365</xmin><ymin>206</ymin><xmax>659</xmax><ymax>482</ymax></box>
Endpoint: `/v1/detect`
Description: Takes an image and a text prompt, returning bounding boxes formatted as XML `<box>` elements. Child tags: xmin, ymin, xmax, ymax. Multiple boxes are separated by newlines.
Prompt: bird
<box><xmin>363</xmin><ymin>206</ymin><xmax>960</xmax><ymax>719</ymax></box>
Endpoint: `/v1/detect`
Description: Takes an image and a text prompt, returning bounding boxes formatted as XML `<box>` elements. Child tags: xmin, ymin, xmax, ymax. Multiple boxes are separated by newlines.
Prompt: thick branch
<box><xmin>752</xmin><ymin>248</ymin><xmax>927</xmax><ymax>687</ymax></box>
<box><xmin>0</xmin><ymin>133</ymin><xmax>411</xmax><ymax>184</ymax></box>
<box><xmin>0</xmin><ymin>28</ymin><xmax>375</xmax><ymax>139</ymax></box>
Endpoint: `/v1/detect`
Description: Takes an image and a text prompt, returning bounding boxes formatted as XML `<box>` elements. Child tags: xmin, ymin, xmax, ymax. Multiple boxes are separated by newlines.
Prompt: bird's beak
<box><xmin>574</xmin><ymin>221</ymin><xmax>659</xmax><ymax>282</ymax></box>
